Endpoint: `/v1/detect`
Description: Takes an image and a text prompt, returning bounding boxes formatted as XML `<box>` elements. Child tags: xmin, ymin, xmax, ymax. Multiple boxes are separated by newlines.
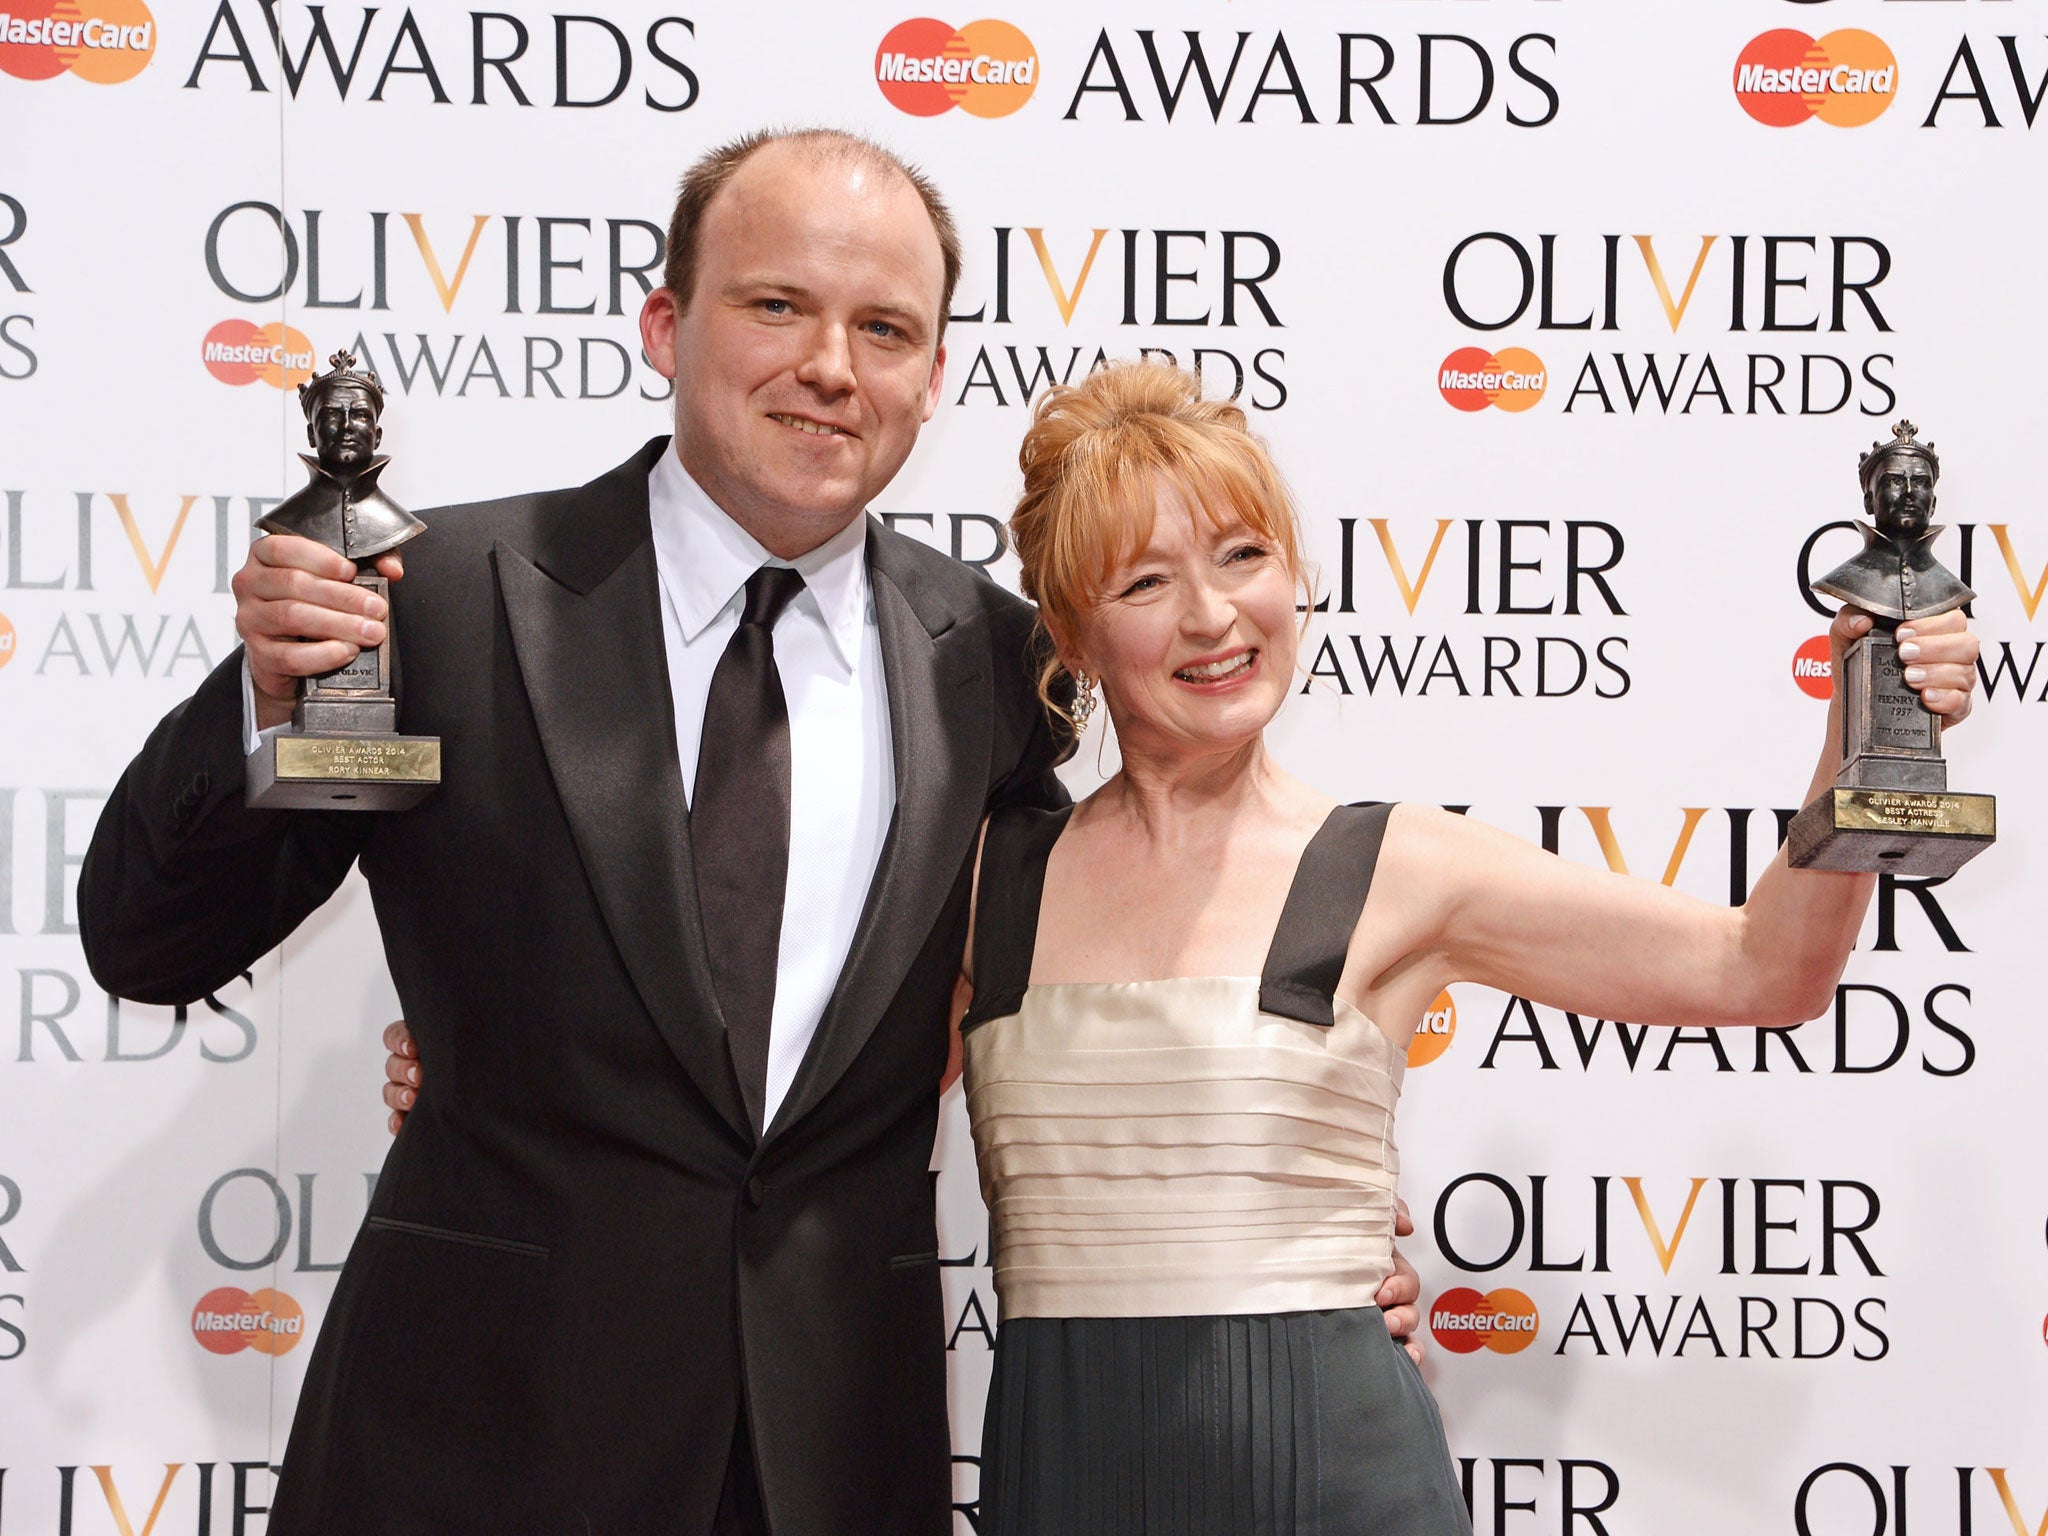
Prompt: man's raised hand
<box><xmin>231</xmin><ymin>534</ymin><xmax>403</xmax><ymax>731</ymax></box>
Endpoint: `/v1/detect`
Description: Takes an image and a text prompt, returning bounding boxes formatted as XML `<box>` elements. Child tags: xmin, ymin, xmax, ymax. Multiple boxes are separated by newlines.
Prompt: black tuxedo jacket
<box><xmin>79</xmin><ymin>439</ymin><xmax>1067</xmax><ymax>1535</ymax></box>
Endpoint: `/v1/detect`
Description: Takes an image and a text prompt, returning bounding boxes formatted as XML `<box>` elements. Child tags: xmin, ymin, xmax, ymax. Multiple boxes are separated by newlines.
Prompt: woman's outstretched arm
<box><xmin>1368</xmin><ymin>605</ymin><xmax>1979</xmax><ymax>1030</ymax></box>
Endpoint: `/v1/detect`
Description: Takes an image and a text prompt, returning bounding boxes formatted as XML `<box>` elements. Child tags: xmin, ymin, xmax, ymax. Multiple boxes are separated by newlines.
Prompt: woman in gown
<box><xmin>378</xmin><ymin>361</ymin><xmax>1980</xmax><ymax>1533</ymax></box>
<box><xmin>957</xmin><ymin>360</ymin><xmax>1978</xmax><ymax>1534</ymax></box>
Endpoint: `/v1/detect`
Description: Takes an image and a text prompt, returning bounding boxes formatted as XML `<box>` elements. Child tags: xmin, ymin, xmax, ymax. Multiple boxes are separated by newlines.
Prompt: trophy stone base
<box><xmin>1787</xmin><ymin>786</ymin><xmax>1995</xmax><ymax>877</ymax></box>
<box><xmin>247</xmin><ymin>732</ymin><xmax>442</xmax><ymax>810</ymax></box>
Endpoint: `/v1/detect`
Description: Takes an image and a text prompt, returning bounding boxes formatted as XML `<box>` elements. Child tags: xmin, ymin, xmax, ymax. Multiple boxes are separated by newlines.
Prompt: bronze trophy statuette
<box><xmin>244</xmin><ymin>349</ymin><xmax>442</xmax><ymax>810</ymax></box>
<box><xmin>1787</xmin><ymin>419</ymin><xmax>1994</xmax><ymax>876</ymax></box>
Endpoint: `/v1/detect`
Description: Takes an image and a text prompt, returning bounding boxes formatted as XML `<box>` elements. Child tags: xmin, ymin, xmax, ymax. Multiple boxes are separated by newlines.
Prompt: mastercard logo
<box><xmin>1793</xmin><ymin>634</ymin><xmax>1834</xmax><ymax>700</ymax></box>
<box><xmin>191</xmin><ymin>1286</ymin><xmax>304</xmax><ymax>1356</ymax></box>
<box><xmin>203</xmin><ymin>319</ymin><xmax>316</xmax><ymax>390</ymax></box>
<box><xmin>875</xmin><ymin>18</ymin><xmax>1037</xmax><ymax>118</ymax></box>
<box><xmin>1430</xmin><ymin>1287</ymin><xmax>1540</xmax><ymax>1355</ymax></box>
<box><xmin>1734</xmin><ymin>30</ymin><xmax>1897</xmax><ymax>128</ymax></box>
<box><xmin>1407</xmin><ymin>988</ymin><xmax>1457</xmax><ymax>1067</ymax></box>
<box><xmin>0</xmin><ymin>613</ymin><xmax>15</xmax><ymax>672</ymax></box>
<box><xmin>1439</xmin><ymin>347</ymin><xmax>1546</xmax><ymax>413</ymax></box>
<box><xmin>0</xmin><ymin>0</ymin><xmax>155</xmax><ymax>83</ymax></box>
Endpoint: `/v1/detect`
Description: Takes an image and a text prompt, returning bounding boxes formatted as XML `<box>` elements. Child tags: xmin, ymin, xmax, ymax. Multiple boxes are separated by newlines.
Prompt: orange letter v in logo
<box><xmin>1989</xmin><ymin>526</ymin><xmax>2048</xmax><ymax>621</ymax></box>
<box><xmin>1988</xmin><ymin>1470</ymin><xmax>2048</xmax><ymax>1536</ymax></box>
<box><xmin>1578</xmin><ymin>806</ymin><xmax>1710</xmax><ymax>887</ymax></box>
<box><xmin>91</xmin><ymin>1465</ymin><xmax>184</xmax><ymax>1536</ymax></box>
<box><xmin>1368</xmin><ymin>519</ymin><xmax>1454</xmax><ymax>616</ymax></box>
<box><xmin>1634</xmin><ymin>236</ymin><xmax>1718</xmax><ymax>334</ymax></box>
<box><xmin>402</xmin><ymin>214</ymin><xmax>490</xmax><ymax>314</ymax></box>
<box><xmin>1025</xmin><ymin>229</ymin><xmax>1108</xmax><ymax>325</ymax></box>
<box><xmin>106</xmin><ymin>495</ymin><xmax>197</xmax><ymax>596</ymax></box>
<box><xmin>1622</xmin><ymin>1177</ymin><xmax>1708</xmax><ymax>1276</ymax></box>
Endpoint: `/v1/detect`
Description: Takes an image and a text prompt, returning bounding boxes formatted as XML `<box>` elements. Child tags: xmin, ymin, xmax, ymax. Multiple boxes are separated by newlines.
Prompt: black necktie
<box><xmin>692</xmin><ymin>565</ymin><xmax>806</xmax><ymax>1133</ymax></box>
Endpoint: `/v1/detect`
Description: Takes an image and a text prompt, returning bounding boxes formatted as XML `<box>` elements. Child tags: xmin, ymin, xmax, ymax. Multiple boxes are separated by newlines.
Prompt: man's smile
<box><xmin>769</xmin><ymin>412</ymin><xmax>855</xmax><ymax>438</ymax></box>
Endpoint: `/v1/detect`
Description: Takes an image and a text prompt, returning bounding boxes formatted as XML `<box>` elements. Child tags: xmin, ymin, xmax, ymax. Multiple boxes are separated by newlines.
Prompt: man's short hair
<box><xmin>662</xmin><ymin>127</ymin><xmax>962</xmax><ymax>344</ymax></box>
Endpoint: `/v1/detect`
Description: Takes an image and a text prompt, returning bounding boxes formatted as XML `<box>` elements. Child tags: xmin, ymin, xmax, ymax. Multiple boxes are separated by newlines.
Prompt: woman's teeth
<box><xmin>772</xmin><ymin>414</ymin><xmax>844</xmax><ymax>435</ymax></box>
<box><xmin>1176</xmin><ymin>651</ymin><xmax>1255</xmax><ymax>683</ymax></box>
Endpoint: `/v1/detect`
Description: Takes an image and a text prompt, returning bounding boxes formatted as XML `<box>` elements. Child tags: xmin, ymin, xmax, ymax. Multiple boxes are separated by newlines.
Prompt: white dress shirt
<box><xmin>647</xmin><ymin>447</ymin><xmax>895</xmax><ymax>1127</ymax></box>
<box><xmin>242</xmin><ymin>445</ymin><xmax>897</xmax><ymax>1128</ymax></box>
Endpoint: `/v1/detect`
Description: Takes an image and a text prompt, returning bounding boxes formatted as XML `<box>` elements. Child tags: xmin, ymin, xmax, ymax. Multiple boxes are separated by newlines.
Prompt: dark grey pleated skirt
<box><xmin>981</xmin><ymin>1306</ymin><xmax>1472</xmax><ymax>1536</ymax></box>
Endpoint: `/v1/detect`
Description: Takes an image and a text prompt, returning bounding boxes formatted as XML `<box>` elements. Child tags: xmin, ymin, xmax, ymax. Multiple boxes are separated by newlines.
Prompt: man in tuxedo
<box><xmin>81</xmin><ymin>129</ymin><xmax>1418</xmax><ymax>1534</ymax></box>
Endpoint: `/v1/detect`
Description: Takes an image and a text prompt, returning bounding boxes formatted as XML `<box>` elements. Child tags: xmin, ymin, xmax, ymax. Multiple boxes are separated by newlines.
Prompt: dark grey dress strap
<box><xmin>963</xmin><ymin>804</ymin><xmax>1076</xmax><ymax>1031</ymax></box>
<box><xmin>1258</xmin><ymin>802</ymin><xmax>1395</xmax><ymax>1027</ymax></box>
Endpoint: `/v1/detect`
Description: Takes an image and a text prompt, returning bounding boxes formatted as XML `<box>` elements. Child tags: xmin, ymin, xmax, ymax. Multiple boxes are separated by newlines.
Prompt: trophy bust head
<box><xmin>1813</xmin><ymin>417</ymin><xmax>1973</xmax><ymax>623</ymax></box>
<box><xmin>257</xmin><ymin>346</ymin><xmax>423</xmax><ymax>561</ymax></box>
<box><xmin>300</xmin><ymin>351</ymin><xmax>386</xmax><ymax>478</ymax></box>
<box><xmin>1858</xmin><ymin>420</ymin><xmax>1939</xmax><ymax>549</ymax></box>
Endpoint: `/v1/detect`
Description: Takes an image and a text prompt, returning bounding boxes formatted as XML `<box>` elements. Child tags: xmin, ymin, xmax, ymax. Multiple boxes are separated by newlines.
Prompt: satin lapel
<box><xmin>494</xmin><ymin>516</ymin><xmax>750</xmax><ymax>1145</ymax></box>
<box><xmin>765</xmin><ymin>558</ymin><xmax>992</xmax><ymax>1140</ymax></box>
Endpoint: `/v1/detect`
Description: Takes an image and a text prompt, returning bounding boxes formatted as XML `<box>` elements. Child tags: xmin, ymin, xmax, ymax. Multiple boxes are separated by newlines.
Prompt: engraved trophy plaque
<box><xmin>245</xmin><ymin>350</ymin><xmax>442</xmax><ymax>810</ymax></box>
<box><xmin>1787</xmin><ymin>420</ymin><xmax>1994</xmax><ymax>876</ymax></box>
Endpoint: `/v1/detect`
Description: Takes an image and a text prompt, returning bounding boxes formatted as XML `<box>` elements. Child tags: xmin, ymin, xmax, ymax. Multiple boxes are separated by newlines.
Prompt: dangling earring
<box><xmin>1070</xmin><ymin>670</ymin><xmax>1098</xmax><ymax>732</ymax></box>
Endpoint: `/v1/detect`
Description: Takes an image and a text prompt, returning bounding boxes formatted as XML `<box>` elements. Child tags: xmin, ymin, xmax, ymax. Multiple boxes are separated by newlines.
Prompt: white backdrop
<box><xmin>2</xmin><ymin>2</ymin><xmax>2044</xmax><ymax>1531</ymax></box>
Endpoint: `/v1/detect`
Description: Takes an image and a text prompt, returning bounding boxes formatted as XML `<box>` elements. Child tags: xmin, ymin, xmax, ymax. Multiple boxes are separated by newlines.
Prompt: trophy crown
<box><xmin>298</xmin><ymin>348</ymin><xmax>386</xmax><ymax>419</ymax></box>
<box><xmin>1858</xmin><ymin>417</ymin><xmax>1938</xmax><ymax>491</ymax></box>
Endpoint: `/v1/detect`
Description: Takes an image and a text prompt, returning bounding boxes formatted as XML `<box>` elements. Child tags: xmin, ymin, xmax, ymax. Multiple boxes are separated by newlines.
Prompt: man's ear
<box><xmin>640</xmin><ymin>287</ymin><xmax>681</xmax><ymax>380</ymax></box>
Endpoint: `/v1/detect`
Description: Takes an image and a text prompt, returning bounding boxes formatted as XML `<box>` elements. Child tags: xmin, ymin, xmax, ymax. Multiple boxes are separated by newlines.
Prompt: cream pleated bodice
<box><xmin>960</xmin><ymin>803</ymin><xmax>1402</xmax><ymax>1321</ymax></box>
